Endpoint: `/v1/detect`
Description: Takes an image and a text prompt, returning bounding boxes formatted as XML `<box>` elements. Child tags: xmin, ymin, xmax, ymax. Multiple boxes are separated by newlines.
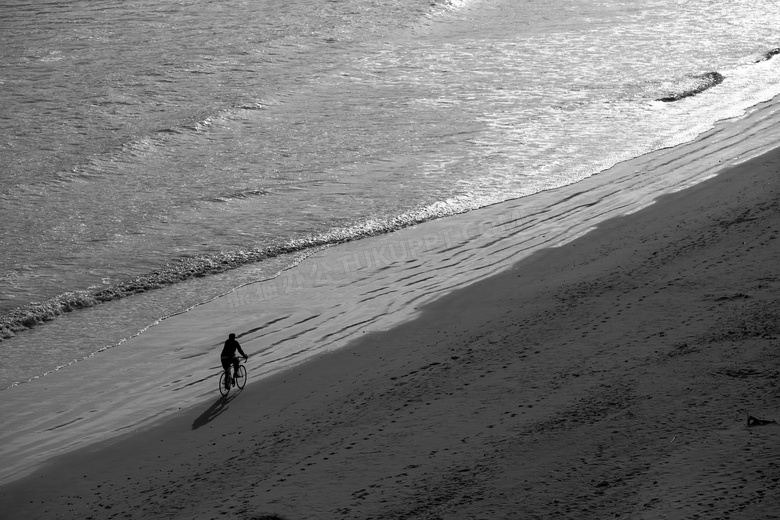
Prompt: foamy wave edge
<box><xmin>1</xmin><ymin>247</ymin><xmax>324</xmax><ymax>390</ymax></box>
<box><xmin>0</xmin><ymin>198</ymin><xmax>476</xmax><ymax>344</ymax></box>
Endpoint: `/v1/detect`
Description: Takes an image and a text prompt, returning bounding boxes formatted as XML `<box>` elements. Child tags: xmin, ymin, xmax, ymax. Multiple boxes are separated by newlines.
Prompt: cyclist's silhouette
<box><xmin>221</xmin><ymin>333</ymin><xmax>248</xmax><ymax>389</ymax></box>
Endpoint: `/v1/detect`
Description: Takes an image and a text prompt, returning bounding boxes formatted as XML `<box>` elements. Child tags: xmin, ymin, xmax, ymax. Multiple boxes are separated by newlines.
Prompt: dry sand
<box><xmin>2</xmin><ymin>146</ymin><xmax>780</xmax><ymax>519</ymax></box>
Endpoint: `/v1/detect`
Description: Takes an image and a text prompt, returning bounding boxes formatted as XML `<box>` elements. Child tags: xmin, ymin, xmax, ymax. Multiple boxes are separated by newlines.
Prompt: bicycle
<box><xmin>219</xmin><ymin>359</ymin><xmax>247</xmax><ymax>396</ymax></box>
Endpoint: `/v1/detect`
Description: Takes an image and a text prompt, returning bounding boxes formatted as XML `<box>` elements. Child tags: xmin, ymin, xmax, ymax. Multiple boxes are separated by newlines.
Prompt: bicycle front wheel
<box><xmin>235</xmin><ymin>365</ymin><xmax>247</xmax><ymax>389</ymax></box>
<box><xmin>219</xmin><ymin>371</ymin><xmax>230</xmax><ymax>396</ymax></box>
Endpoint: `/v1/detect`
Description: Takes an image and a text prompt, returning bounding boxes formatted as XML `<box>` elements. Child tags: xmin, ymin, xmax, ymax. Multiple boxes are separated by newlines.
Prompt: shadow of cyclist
<box><xmin>191</xmin><ymin>392</ymin><xmax>240</xmax><ymax>430</ymax></box>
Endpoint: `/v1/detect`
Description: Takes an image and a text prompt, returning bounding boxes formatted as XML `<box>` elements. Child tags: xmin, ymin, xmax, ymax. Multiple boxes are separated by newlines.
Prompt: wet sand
<box><xmin>2</xmin><ymin>146</ymin><xmax>780</xmax><ymax>519</ymax></box>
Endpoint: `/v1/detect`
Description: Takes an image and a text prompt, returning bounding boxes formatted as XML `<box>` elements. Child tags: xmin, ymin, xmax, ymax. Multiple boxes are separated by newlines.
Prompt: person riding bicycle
<box><xmin>221</xmin><ymin>333</ymin><xmax>248</xmax><ymax>389</ymax></box>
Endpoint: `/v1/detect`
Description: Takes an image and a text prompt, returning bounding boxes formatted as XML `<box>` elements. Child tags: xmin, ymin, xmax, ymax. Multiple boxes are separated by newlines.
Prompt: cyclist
<box><xmin>221</xmin><ymin>333</ymin><xmax>248</xmax><ymax>389</ymax></box>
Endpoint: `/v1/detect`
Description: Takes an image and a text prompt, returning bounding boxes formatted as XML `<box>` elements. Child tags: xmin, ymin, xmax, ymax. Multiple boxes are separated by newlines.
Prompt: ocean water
<box><xmin>1</xmin><ymin>0</ymin><xmax>780</xmax><ymax>478</ymax></box>
<box><xmin>3</xmin><ymin>0</ymin><xmax>780</xmax><ymax>386</ymax></box>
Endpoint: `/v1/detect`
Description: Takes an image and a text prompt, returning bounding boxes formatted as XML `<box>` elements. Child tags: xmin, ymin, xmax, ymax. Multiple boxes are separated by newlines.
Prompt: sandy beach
<box><xmin>2</xmin><ymin>142</ymin><xmax>780</xmax><ymax>519</ymax></box>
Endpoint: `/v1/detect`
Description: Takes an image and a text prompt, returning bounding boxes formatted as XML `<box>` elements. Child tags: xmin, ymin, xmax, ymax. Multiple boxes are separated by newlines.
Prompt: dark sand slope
<box><xmin>2</xmin><ymin>148</ymin><xmax>780</xmax><ymax>519</ymax></box>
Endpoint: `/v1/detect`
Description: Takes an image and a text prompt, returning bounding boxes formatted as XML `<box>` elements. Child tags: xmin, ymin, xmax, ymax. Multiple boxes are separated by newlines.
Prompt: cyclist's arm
<box><xmin>237</xmin><ymin>344</ymin><xmax>249</xmax><ymax>360</ymax></box>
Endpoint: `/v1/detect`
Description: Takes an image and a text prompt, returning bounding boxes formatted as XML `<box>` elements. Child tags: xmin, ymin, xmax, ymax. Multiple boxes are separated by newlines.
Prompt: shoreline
<box><xmin>2</xmin><ymin>130</ymin><xmax>780</xmax><ymax>518</ymax></box>
<box><xmin>4</xmin><ymin>88</ymin><xmax>780</xmax><ymax>393</ymax></box>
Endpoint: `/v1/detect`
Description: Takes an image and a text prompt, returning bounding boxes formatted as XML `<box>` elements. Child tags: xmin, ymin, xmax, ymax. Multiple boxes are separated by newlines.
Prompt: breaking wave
<box><xmin>657</xmin><ymin>71</ymin><xmax>725</xmax><ymax>102</ymax></box>
<box><xmin>755</xmin><ymin>48</ymin><xmax>780</xmax><ymax>63</ymax></box>
<box><xmin>0</xmin><ymin>197</ymin><xmax>475</xmax><ymax>341</ymax></box>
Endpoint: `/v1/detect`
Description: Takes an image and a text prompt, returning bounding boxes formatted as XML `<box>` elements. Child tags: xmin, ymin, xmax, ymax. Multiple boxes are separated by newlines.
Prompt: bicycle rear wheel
<box><xmin>219</xmin><ymin>371</ymin><xmax>230</xmax><ymax>396</ymax></box>
<box><xmin>235</xmin><ymin>365</ymin><xmax>247</xmax><ymax>389</ymax></box>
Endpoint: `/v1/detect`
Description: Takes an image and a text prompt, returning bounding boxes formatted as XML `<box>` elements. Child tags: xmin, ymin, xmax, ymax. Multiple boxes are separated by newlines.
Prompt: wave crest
<box><xmin>0</xmin><ymin>199</ymin><xmax>473</xmax><ymax>341</ymax></box>
<box><xmin>657</xmin><ymin>72</ymin><xmax>724</xmax><ymax>102</ymax></box>
<box><xmin>755</xmin><ymin>48</ymin><xmax>780</xmax><ymax>63</ymax></box>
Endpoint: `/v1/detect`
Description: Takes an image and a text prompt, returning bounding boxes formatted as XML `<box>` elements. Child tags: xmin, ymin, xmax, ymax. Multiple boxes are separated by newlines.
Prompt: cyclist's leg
<box><xmin>221</xmin><ymin>357</ymin><xmax>232</xmax><ymax>388</ymax></box>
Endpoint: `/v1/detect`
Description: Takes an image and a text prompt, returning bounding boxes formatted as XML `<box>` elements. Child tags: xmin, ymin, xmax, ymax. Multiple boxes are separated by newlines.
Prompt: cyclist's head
<box><xmin>229</xmin><ymin>333</ymin><xmax>236</xmax><ymax>339</ymax></box>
